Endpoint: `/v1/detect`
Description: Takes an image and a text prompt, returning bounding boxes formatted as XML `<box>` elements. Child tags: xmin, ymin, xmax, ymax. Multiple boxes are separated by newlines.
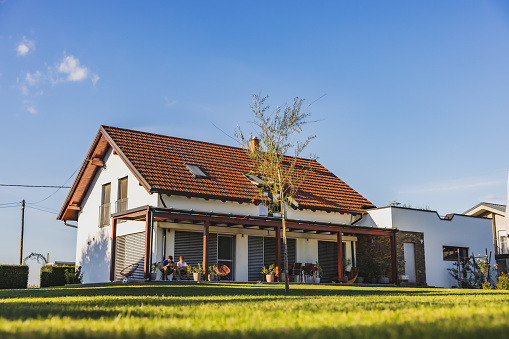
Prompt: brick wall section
<box><xmin>355</xmin><ymin>231</ymin><xmax>426</xmax><ymax>285</ymax></box>
<box><xmin>356</xmin><ymin>234</ymin><xmax>392</xmax><ymax>282</ymax></box>
<box><xmin>395</xmin><ymin>230</ymin><xmax>426</xmax><ymax>286</ymax></box>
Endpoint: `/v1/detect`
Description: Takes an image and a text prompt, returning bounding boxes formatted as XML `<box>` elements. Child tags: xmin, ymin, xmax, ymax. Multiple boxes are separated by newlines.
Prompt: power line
<box><xmin>29</xmin><ymin>167</ymin><xmax>79</xmax><ymax>204</ymax></box>
<box><xmin>0</xmin><ymin>184</ymin><xmax>72</xmax><ymax>188</ymax></box>
<box><xmin>25</xmin><ymin>205</ymin><xmax>57</xmax><ymax>215</ymax></box>
<box><xmin>0</xmin><ymin>204</ymin><xmax>20</xmax><ymax>209</ymax></box>
<box><xmin>0</xmin><ymin>202</ymin><xmax>21</xmax><ymax>206</ymax></box>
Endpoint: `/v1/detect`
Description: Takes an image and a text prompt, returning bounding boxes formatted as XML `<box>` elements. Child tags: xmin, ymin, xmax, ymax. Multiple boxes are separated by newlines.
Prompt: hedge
<box><xmin>40</xmin><ymin>265</ymin><xmax>76</xmax><ymax>287</ymax></box>
<box><xmin>0</xmin><ymin>265</ymin><xmax>29</xmax><ymax>289</ymax></box>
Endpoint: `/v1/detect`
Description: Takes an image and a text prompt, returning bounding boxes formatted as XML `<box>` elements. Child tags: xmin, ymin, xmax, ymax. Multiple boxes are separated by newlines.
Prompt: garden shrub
<box><xmin>41</xmin><ymin>265</ymin><xmax>82</xmax><ymax>287</ymax></box>
<box><xmin>0</xmin><ymin>265</ymin><xmax>29</xmax><ymax>289</ymax></box>
<box><xmin>497</xmin><ymin>272</ymin><xmax>509</xmax><ymax>290</ymax></box>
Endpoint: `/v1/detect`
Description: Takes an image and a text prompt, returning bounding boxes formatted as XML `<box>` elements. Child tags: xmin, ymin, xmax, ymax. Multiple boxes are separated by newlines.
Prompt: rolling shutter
<box><xmin>318</xmin><ymin>240</ymin><xmax>338</xmax><ymax>283</ymax></box>
<box><xmin>248</xmin><ymin>236</ymin><xmax>295</xmax><ymax>281</ymax></box>
<box><xmin>248</xmin><ymin>236</ymin><xmax>264</xmax><ymax>281</ymax></box>
<box><xmin>116</xmin><ymin>231</ymin><xmax>145</xmax><ymax>281</ymax></box>
<box><xmin>174</xmin><ymin>231</ymin><xmax>203</xmax><ymax>266</ymax></box>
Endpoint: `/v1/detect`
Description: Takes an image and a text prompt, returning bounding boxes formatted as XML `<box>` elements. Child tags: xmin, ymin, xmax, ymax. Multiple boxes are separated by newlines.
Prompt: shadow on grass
<box><xmin>0</xmin><ymin>283</ymin><xmax>508</xmax><ymax>322</ymax></box>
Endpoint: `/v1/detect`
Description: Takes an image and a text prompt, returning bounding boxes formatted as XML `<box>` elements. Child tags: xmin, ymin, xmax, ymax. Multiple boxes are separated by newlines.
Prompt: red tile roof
<box><xmin>101</xmin><ymin>126</ymin><xmax>375</xmax><ymax>213</ymax></box>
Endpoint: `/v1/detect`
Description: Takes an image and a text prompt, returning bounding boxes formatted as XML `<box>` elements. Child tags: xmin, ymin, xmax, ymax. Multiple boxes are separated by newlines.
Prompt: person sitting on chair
<box><xmin>162</xmin><ymin>255</ymin><xmax>175</xmax><ymax>280</ymax></box>
<box><xmin>177</xmin><ymin>255</ymin><xmax>190</xmax><ymax>279</ymax></box>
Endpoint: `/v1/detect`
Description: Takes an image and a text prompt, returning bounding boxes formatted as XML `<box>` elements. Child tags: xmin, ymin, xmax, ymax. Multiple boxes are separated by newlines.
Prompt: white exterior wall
<box><xmin>360</xmin><ymin>207</ymin><xmax>493</xmax><ymax>288</ymax></box>
<box><xmin>235</xmin><ymin>234</ymin><xmax>248</xmax><ymax>281</ymax></box>
<box><xmin>75</xmin><ymin>147</ymin><xmax>157</xmax><ymax>283</ymax></box>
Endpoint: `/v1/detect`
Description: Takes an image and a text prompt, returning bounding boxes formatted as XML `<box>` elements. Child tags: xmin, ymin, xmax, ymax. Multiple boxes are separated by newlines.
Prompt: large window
<box><xmin>443</xmin><ymin>246</ymin><xmax>469</xmax><ymax>261</ymax></box>
<box><xmin>99</xmin><ymin>183</ymin><xmax>111</xmax><ymax>227</ymax></box>
<box><xmin>116</xmin><ymin>177</ymin><xmax>128</xmax><ymax>213</ymax></box>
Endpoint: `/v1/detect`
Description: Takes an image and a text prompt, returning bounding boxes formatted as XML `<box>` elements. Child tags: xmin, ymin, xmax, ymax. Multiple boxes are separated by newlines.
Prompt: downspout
<box><xmin>63</xmin><ymin>220</ymin><xmax>78</xmax><ymax>228</ymax></box>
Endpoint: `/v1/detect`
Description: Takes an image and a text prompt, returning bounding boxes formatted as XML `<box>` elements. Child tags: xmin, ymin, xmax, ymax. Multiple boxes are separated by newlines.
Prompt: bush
<box><xmin>40</xmin><ymin>265</ymin><xmax>81</xmax><ymax>287</ymax></box>
<box><xmin>497</xmin><ymin>272</ymin><xmax>509</xmax><ymax>290</ymax></box>
<box><xmin>0</xmin><ymin>265</ymin><xmax>29</xmax><ymax>289</ymax></box>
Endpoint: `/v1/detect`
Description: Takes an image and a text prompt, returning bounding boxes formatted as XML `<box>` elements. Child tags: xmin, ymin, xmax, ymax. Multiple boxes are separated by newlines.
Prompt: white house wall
<box><xmin>360</xmin><ymin>207</ymin><xmax>493</xmax><ymax>288</ymax></box>
<box><xmin>76</xmin><ymin>147</ymin><xmax>157</xmax><ymax>283</ymax></box>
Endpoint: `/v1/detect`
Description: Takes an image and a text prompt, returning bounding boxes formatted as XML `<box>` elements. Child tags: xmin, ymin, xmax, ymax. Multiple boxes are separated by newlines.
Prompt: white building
<box><xmin>358</xmin><ymin>206</ymin><xmax>493</xmax><ymax>288</ymax></box>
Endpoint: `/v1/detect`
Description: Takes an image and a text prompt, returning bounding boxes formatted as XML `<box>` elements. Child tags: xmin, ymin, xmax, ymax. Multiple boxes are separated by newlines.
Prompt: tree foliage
<box><xmin>236</xmin><ymin>93</ymin><xmax>316</xmax><ymax>292</ymax></box>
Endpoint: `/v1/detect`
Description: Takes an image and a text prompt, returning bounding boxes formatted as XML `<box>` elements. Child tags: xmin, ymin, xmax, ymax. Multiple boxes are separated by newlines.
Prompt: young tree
<box><xmin>236</xmin><ymin>93</ymin><xmax>316</xmax><ymax>293</ymax></box>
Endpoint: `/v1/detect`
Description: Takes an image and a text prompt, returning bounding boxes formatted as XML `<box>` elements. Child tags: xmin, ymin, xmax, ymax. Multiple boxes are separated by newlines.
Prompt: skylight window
<box><xmin>244</xmin><ymin>173</ymin><xmax>265</xmax><ymax>186</ymax></box>
<box><xmin>185</xmin><ymin>164</ymin><xmax>209</xmax><ymax>179</ymax></box>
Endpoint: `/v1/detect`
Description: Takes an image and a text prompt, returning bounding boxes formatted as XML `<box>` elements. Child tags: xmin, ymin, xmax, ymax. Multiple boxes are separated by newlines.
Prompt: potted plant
<box><xmin>151</xmin><ymin>263</ymin><xmax>158</xmax><ymax>281</ymax></box>
<box><xmin>363</xmin><ymin>257</ymin><xmax>380</xmax><ymax>283</ymax></box>
<box><xmin>314</xmin><ymin>261</ymin><xmax>322</xmax><ymax>284</ymax></box>
<box><xmin>378</xmin><ymin>262</ymin><xmax>390</xmax><ymax>284</ymax></box>
<box><xmin>208</xmin><ymin>265</ymin><xmax>218</xmax><ymax>281</ymax></box>
<box><xmin>190</xmin><ymin>263</ymin><xmax>203</xmax><ymax>281</ymax></box>
<box><xmin>261</xmin><ymin>264</ymin><xmax>276</xmax><ymax>282</ymax></box>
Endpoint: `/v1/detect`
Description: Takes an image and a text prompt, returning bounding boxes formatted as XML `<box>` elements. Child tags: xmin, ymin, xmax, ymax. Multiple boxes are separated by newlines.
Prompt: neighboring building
<box><xmin>464</xmin><ymin>202</ymin><xmax>508</xmax><ymax>272</ymax></box>
<box><xmin>58</xmin><ymin>126</ymin><xmax>400</xmax><ymax>284</ymax></box>
<box><xmin>357</xmin><ymin>206</ymin><xmax>493</xmax><ymax>288</ymax></box>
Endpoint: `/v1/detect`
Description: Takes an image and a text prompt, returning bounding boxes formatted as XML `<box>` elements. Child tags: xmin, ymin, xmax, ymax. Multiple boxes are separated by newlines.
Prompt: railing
<box><xmin>497</xmin><ymin>244</ymin><xmax>509</xmax><ymax>255</ymax></box>
<box><xmin>116</xmin><ymin>198</ymin><xmax>128</xmax><ymax>213</ymax></box>
<box><xmin>99</xmin><ymin>203</ymin><xmax>111</xmax><ymax>227</ymax></box>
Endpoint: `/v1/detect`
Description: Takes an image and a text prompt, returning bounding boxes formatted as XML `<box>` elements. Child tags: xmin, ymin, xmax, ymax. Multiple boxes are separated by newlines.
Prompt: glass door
<box><xmin>218</xmin><ymin>236</ymin><xmax>234</xmax><ymax>280</ymax></box>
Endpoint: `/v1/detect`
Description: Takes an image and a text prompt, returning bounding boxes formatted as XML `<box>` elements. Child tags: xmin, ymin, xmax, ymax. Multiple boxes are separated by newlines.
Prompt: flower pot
<box><xmin>342</xmin><ymin>276</ymin><xmax>348</xmax><ymax>283</ymax></box>
<box><xmin>208</xmin><ymin>274</ymin><xmax>217</xmax><ymax>281</ymax></box>
<box><xmin>150</xmin><ymin>273</ymin><xmax>157</xmax><ymax>281</ymax></box>
<box><xmin>379</xmin><ymin>277</ymin><xmax>390</xmax><ymax>284</ymax></box>
<box><xmin>356</xmin><ymin>277</ymin><xmax>364</xmax><ymax>284</ymax></box>
<box><xmin>315</xmin><ymin>277</ymin><xmax>321</xmax><ymax>284</ymax></box>
<box><xmin>193</xmin><ymin>273</ymin><xmax>201</xmax><ymax>281</ymax></box>
<box><xmin>266</xmin><ymin>274</ymin><xmax>274</xmax><ymax>282</ymax></box>
<box><xmin>279</xmin><ymin>273</ymin><xmax>286</xmax><ymax>282</ymax></box>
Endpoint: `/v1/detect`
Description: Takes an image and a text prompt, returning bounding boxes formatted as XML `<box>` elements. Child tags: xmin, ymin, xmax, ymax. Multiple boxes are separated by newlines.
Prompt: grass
<box><xmin>1</xmin><ymin>282</ymin><xmax>509</xmax><ymax>338</ymax></box>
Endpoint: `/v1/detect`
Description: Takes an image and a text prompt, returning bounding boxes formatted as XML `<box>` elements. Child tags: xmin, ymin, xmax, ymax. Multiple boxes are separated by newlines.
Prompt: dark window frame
<box><xmin>443</xmin><ymin>246</ymin><xmax>469</xmax><ymax>261</ymax></box>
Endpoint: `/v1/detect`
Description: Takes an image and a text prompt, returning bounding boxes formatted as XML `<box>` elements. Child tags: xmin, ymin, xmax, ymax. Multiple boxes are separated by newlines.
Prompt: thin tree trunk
<box><xmin>278</xmin><ymin>176</ymin><xmax>289</xmax><ymax>293</ymax></box>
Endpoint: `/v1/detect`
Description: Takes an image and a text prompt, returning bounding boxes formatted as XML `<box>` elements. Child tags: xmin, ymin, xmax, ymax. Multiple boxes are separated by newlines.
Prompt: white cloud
<box><xmin>16</xmin><ymin>37</ymin><xmax>35</xmax><ymax>56</ymax></box>
<box><xmin>23</xmin><ymin>100</ymin><xmax>37</xmax><ymax>114</ymax></box>
<box><xmin>25</xmin><ymin>71</ymin><xmax>41</xmax><ymax>86</ymax></box>
<box><xmin>91</xmin><ymin>74</ymin><xmax>100</xmax><ymax>86</ymax></box>
<box><xmin>399</xmin><ymin>179</ymin><xmax>505</xmax><ymax>195</ymax></box>
<box><xmin>58</xmin><ymin>55</ymin><xmax>89</xmax><ymax>81</ymax></box>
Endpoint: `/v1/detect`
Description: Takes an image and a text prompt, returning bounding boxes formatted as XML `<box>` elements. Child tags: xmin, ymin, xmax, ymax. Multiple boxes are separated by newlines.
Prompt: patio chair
<box><xmin>302</xmin><ymin>263</ymin><xmax>313</xmax><ymax>283</ymax></box>
<box><xmin>347</xmin><ymin>267</ymin><xmax>360</xmax><ymax>284</ymax></box>
<box><xmin>158</xmin><ymin>261</ymin><xmax>173</xmax><ymax>281</ymax></box>
<box><xmin>291</xmin><ymin>263</ymin><xmax>302</xmax><ymax>282</ymax></box>
<box><xmin>120</xmin><ymin>263</ymin><xmax>139</xmax><ymax>283</ymax></box>
<box><xmin>215</xmin><ymin>264</ymin><xmax>230</xmax><ymax>281</ymax></box>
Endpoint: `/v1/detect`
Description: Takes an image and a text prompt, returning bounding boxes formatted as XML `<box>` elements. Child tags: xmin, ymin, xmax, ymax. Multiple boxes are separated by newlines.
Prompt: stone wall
<box><xmin>355</xmin><ymin>231</ymin><xmax>426</xmax><ymax>285</ymax></box>
<box><xmin>395</xmin><ymin>230</ymin><xmax>426</xmax><ymax>286</ymax></box>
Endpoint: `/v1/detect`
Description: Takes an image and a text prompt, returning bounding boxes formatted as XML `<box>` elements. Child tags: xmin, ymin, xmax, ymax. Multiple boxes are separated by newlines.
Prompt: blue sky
<box><xmin>1</xmin><ymin>1</ymin><xmax>509</xmax><ymax>283</ymax></box>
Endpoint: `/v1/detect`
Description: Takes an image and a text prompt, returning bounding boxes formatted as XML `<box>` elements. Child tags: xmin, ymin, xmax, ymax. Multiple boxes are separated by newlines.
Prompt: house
<box><xmin>357</xmin><ymin>206</ymin><xmax>493</xmax><ymax>288</ymax></box>
<box><xmin>464</xmin><ymin>202</ymin><xmax>508</xmax><ymax>272</ymax></box>
<box><xmin>58</xmin><ymin>125</ymin><xmax>402</xmax><ymax>284</ymax></box>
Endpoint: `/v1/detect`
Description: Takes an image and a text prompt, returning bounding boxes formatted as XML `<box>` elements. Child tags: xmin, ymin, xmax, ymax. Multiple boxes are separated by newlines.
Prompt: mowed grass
<box><xmin>1</xmin><ymin>283</ymin><xmax>509</xmax><ymax>338</ymax></box>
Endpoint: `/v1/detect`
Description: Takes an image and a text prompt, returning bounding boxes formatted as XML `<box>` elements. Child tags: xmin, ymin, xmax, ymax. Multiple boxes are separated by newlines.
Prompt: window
<box><xmin>99</xmin><ymin>183</ymin><xmax>111</xmax><ymax>227</ymax></box>
<box><xmin>244</xmin><ymin>173</ymin><xmax>265</xmax><ymax>186</ymax></box>
<box><xmin>116</xmin><ymin>177</ymin><xmax>128</xmax><ymax>213</ymax></box>
<box><xmin>499</xmin><ymin>232</ymin><xmax>508</xmax><ymax>255</ymax></box>
<box><xmin>185</xmin><ymin>164</ymin><xmax>209</xmax><ymax>179</ymax></box>
<box><xmin>443</xmin><ymin>246</ymin><xmax>469</xmax><ymax>261</ymax></box>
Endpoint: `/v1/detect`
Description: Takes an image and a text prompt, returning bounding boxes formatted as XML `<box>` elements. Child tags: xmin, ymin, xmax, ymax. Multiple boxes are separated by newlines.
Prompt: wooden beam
<box><xmin>110</xmin><ymin>218</ymin><xmax>117</xmax><ymax>282</ymax></box>
<box><xmin>203</xmin><ymin>220</ymin><xmax>209</xmax><ymax>280</ymax></box>
<box><xmin>90</xmin><ymin>158</ymin><xmax>104</xmax><ymax>167</ymax></box>
<box><xmin>144</xmin><ymin>210</ymin><xmax>154</xmax><ymax>280</ymax></box>
<box><xmin>390</xmin><ymin>232</ymin><xmax>397</xmax><ymax>285</ymax></box>
<box><xmin>68</xmin><ymin>204</ymin><xmax>81</xmax><ymax>211</ymax></box>
<box><xmin>337</xmin><ymin>232</ymin><xmax>343</xmax><ymax>282</ymax></box>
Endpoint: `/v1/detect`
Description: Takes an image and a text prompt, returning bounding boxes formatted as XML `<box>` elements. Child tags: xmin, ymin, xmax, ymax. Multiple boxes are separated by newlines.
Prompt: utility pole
<box><xmin>19</xmin><ymin>200</ymin><xmax>25</xmax><ymax>265</ymax></box>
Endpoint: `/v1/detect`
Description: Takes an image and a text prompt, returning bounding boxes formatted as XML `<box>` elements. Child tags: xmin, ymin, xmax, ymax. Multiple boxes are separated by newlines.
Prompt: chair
<box><xmin>158</xmin><ymin>261</ymin><xmax>173</xmax><ymax>281</ymax></box>
<box><xmin>120</xmin><ymin>263</ymin><xmax>139</xmax><ymax>283</ymax></box>
<box><xmin>215</xmin><ymin>264</ymin><xmax>230</xmax><ymax>281</ymax></box>
<box><xmin>347</xmin><ymin>267</ymin><xmax>360</xmax><ymax>284</ymax></box>
<box><xmin>291</xmin><ymin>263</ymin><xmax>302</xmax><ymax>282</ymax></box>
<box><xmin>302</xmin><ymin>263</ymin><xmax>313</xmax><ymax>283</ymax></box>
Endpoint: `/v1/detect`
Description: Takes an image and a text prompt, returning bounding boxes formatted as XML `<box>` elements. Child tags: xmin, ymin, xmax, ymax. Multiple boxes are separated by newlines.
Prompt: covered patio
<box><xmin>110</xmin><ymin>206</ymin><xmax>398</xmax><ymax>283</ymax></box>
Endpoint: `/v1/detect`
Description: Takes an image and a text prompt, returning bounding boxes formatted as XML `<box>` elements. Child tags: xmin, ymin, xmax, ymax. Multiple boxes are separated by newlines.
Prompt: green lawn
<box><xmin>1</xmin><ymin>283</ymin><xmax>508</xmax><ymax>338</ymax></box>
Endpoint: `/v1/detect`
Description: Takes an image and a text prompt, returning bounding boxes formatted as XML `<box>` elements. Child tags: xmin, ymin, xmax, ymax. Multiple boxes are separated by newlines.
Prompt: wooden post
<box><xmin>275</xmin><ymin>226</ymin><xmax>281</xmax><ymax>282</ymax></box>
<box><xmin>19</xmin><ymin>200</ymin><xmax>25</xmax><ymax>265</ymax></box>
<box><xmin>144</xmin><ymin>209</ymin><xmax>153</xmax><ymax>280</ymax></box>
<box><xmin>390</xmin><ymin>231</ymin><xmax>397</xmax><ymax>285</ymax></box>
<box><xmin>203</xmin><ymin>220</ymin><xmax>209</xmax><ymax>280</ymax></box>
<box><xmin>337</xmin><ymin>232</ymin><xmax>343</xmax><ymax>282</ymax></box>
<box><xmin>110</xmin><ymin>218</ymin><xmax>117</xmax><ymax>282</ymax></box>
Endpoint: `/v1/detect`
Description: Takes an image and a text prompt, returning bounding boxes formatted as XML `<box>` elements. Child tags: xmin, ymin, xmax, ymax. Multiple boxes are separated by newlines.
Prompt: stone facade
<box><xmin>395</xmin><ymin>230</ymin><xmax>426</xmax><ymax>286</ymax></box>
<box><xmin>355</xmin><ymin>231</ymin><xmax>426</xmax><ymax>285</ymax></box>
